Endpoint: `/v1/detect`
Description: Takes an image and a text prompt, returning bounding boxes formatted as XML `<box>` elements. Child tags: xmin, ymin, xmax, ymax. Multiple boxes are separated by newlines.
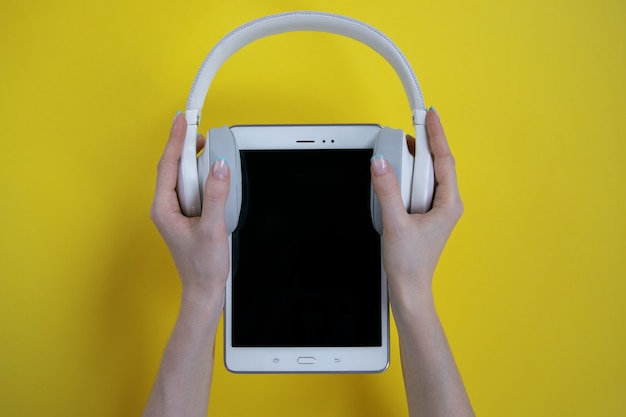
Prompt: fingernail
<box><xmin>212</xmin><ymin>158</ymin><xmax>229</xmax><ymax>180</ymax></box>
<box><xmin>370</xmin><ymin>154</ymin><xmax>388</xmax><ymax>176</ymax></box>
<box><xmin>428</xmin><ymin>106</ymin><xmax>439</xmax><ymax>119</ymax></box>
<box><xmin>172</xmin><ymin>109</ymin><xmax>182</xmax><ymax>126</ymax></box>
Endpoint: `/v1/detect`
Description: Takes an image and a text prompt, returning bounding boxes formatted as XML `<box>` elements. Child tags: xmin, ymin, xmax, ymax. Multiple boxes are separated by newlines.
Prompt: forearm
<box><xmin>143</xmin><ymin>289</ymin><xmax>224</xmax><ymax>417</ymax></box>
<box><xmin>391</xmin><ymin>285</ymin><xmax>474</xmax><ymax>417</ymax></box>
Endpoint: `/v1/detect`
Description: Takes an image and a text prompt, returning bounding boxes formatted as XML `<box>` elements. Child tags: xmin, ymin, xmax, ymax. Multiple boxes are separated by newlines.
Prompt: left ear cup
<box><xmin>202</xmin><ymin>126</ymin><xmax>242</xmax><ymax>233</ymax></box>
<box><xmin>177</xmin><ymin>119</ymin><xmax>202</xmax><ymax>217</ymax></box>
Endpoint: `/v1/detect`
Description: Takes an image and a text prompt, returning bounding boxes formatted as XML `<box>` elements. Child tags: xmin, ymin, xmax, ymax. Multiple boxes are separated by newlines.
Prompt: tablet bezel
<box><xmin>223</xmin><ymin>124</ymin><xmax>389</xmax><ymax>373</ymax></box>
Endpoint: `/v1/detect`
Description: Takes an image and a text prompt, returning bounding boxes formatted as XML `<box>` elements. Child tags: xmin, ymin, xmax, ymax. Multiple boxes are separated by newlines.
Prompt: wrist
<box><xmin>388</xmin><ymin>276</ymin><xmax>436</xmax><ymax>328</ymax></box>
<box><xmin>180</xmin><ymin>285</ymin><xmax>225</xmax><ymax>327</ymax></box>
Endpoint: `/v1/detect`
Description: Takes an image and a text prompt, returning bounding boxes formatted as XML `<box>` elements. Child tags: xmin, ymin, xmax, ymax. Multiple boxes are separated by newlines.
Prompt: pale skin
<box><xmin>144</xmin><ymin>109</ymin><xmax>474</xmax><ymax>417</ymax></box>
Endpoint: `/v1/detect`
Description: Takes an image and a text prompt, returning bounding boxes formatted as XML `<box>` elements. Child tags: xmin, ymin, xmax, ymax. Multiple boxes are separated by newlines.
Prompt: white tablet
<box><xmin>223</xmin><ymin>124</ymin><xmax>389</xmax><ymax>373</ymax></box>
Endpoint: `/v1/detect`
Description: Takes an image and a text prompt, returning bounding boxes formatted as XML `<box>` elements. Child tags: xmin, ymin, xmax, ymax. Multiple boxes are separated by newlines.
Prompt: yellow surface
<box><xmin>1</xmin><ymin>0</ymin><xmax>625</xmax><ymax>416</ymax></box>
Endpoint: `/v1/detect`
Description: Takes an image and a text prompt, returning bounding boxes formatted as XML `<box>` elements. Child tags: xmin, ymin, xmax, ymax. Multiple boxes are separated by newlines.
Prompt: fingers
<box><xmin>406</xmin><ymin>134</ymin><xmax>416</xmax><ymax>157</ymax></box>
<box><xmin>425</xmin><ymin>108</ymin><xmax>463</xmax><ymax>219</ymax></box>
<box><xmin>196</xmin><ymin>132</ymin><xmax>206</xmax><ymax>154</ymax></box>
<box><xmin>152</xmin><ymin>112</ymin><xmax>187</xmax><ymax>223</ymax></box>
<box><xmin>370</xmin><ymin>155</ymin><xmax>409</xmax><ymax>231</ymax></box>
<box><xmin>156</xmin><ymin>112</ymin><xmax>186</xmax><ymax>190</ymax></box>
<box><xmin>200</xmin><ymin>159</ymin><xmax>230</xmax><ymax>233</ymax></box>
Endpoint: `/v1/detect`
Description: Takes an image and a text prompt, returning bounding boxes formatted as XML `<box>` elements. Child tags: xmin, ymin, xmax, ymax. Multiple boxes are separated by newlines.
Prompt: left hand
<box><xmin>150</xmin><ymin>112</ymin><xmax>231</xmax><ymax>300</ymax></box>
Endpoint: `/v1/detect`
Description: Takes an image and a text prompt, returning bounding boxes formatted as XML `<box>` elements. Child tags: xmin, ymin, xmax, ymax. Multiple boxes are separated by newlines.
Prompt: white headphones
<box><xmin>177</xmin><ymin>11</ymin><xmax>434</xmax><ymax>225</ymax></box>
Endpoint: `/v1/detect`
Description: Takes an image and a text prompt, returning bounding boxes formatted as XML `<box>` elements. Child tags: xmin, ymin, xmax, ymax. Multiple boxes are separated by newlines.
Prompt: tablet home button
<box><xmin>297</xmin><ymin>357</ymin><xmax>316</xmax><ymax>364</ymax></box>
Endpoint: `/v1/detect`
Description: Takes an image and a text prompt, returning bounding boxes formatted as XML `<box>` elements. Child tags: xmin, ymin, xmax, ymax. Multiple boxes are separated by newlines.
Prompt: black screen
<box><xmin>232</xmin><ymin>149</ymin><xmax>382</xmax><ymax>347</ymax></box>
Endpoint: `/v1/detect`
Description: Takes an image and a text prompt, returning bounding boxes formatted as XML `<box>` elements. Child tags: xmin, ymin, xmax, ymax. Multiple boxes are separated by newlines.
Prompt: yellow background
<box><xmin>1</xmin><ymin>0</ymin><xmax>624</xmax><ymax>415</ymax></box>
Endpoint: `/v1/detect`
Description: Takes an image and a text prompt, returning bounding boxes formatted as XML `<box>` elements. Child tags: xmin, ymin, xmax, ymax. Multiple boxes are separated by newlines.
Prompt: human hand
<box><xmin>150</xmin><ymin>112</ymin><xmax>231</xmax><ymax>302</ymax></box>
<box><xmin>370</xmin><ymin>108</ymin><xmax>463</xmax><ymax>310</ymax></box>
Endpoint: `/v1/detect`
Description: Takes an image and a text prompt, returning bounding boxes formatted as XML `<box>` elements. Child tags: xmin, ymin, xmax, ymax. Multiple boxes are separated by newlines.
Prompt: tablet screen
<box><xmin>232</xmin><ymin>149</ymin><xmax>382</xmax><ymax>348</ymax></box>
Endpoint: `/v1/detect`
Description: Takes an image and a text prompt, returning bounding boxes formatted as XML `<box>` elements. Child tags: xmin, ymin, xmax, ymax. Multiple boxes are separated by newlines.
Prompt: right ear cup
<box><xmin>176</xmin><ymin>115</ymin><xmax>202</xmax><ymax>217</ymax></box>
<box><xmin>409</xmin><ymin>124</ymin><xmax>434</xmax><ymax>214</ymax></box>
<box><xmin>370</xmin><ymin>127</ymin><xmax>414</xmax><ymax>234</ymax></box>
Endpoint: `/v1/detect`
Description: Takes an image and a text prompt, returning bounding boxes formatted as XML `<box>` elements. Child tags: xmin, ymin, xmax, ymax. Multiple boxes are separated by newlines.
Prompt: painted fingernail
<box><xmin>428</xmin><ymin>106</ymin><xmax>439</xmax><ymax>118</ymax></box>
<box><xmin>212</xmin><ymin>158</ymin><xmax>229</xmax><ymax>180</ymax></box>
<box><xmin>370</xmin><ymin>154</ymin><xmax>388</xmax><ymax>176</ymax></box>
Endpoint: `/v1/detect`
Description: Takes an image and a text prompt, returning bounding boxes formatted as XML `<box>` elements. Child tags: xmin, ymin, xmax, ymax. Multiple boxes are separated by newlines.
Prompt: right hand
<box><xmin>370</xmin><ymin>109</ymin><xmax>463</xmax><ymax>308</ymax></box>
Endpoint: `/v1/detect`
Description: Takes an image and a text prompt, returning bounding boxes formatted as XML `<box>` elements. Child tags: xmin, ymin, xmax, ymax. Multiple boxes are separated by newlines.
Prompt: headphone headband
<box><xmin>186</xmin><ymin>11</ymin><xmax>426</xmax><ymax>125</ymax></box>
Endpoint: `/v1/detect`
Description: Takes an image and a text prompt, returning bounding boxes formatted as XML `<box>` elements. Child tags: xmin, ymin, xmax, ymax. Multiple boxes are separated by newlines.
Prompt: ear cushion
<box><xmin>370</xmin><ymin>127</ymin><xmax>413</xmax><ymax>234</ymax></box>
<box><xmin>197</xmin><ymin>126</ymin><xmax>242</xmax><ymax>233</ymax></box>
<box><xmin>177</xmin><ymin>124</ymin><xmax>202</xmax><ymax>217</ymax></box>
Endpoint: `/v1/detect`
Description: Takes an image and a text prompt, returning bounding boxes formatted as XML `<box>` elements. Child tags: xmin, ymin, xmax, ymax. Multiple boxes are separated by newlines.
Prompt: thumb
<box><xmin>200</xmin><ymin>159</ymin><xmax>230</xmax><ymax>229</ymax></box>
<box><xmin>370</xmin><ymin>155</ymin><xmax>409</xmax><ymax>230</ymax></box>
